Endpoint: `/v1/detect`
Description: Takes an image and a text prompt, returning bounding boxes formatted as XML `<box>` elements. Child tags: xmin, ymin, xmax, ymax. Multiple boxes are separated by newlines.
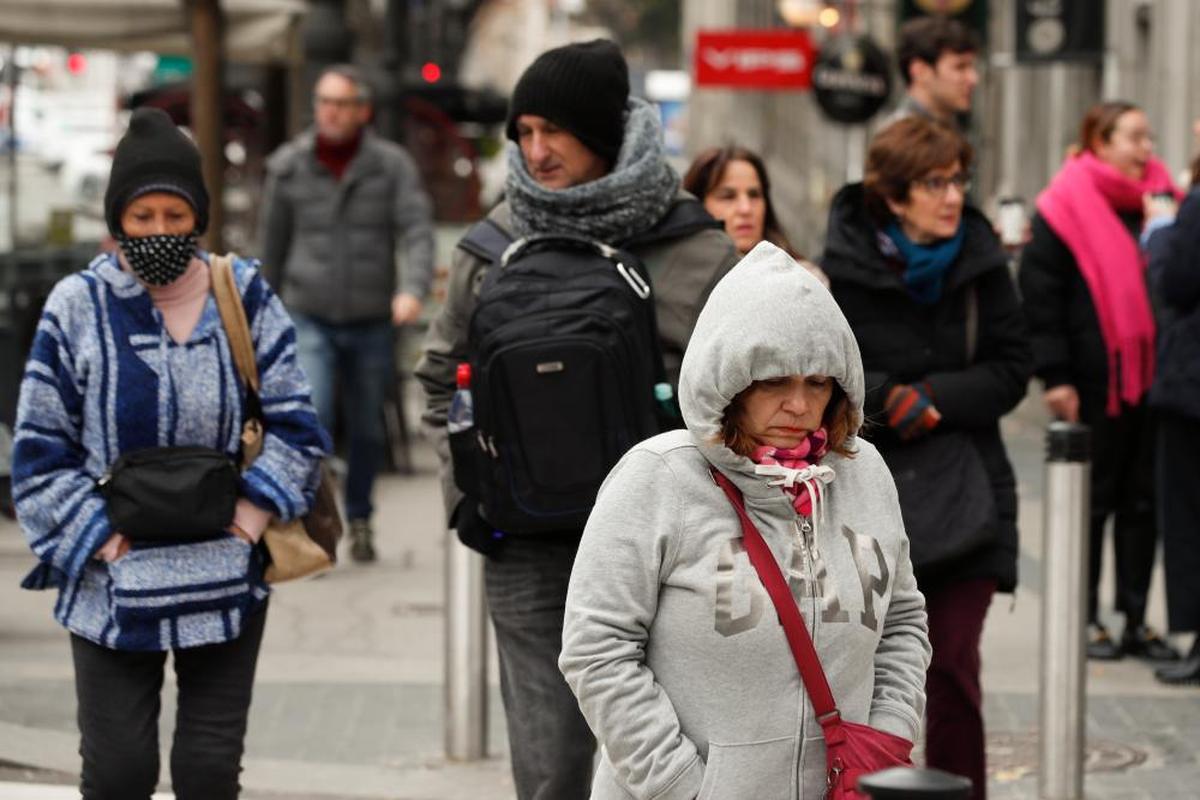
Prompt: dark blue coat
<box><xmin>1147</xmin><ymin>188</ymin><xmax>1200</xmax><ymax>421</ymax></box>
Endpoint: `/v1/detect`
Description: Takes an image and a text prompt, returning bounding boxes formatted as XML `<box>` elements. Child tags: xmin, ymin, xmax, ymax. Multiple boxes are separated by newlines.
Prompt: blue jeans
<box><xmin>292</xmin><ymin>313</ymin><xmax>394</xmax><ymax>521</ymax></box>
<box><xmin>485</xmin><ymin>535</ymin><xmax>595</xmax><ymax>800</ymax></box>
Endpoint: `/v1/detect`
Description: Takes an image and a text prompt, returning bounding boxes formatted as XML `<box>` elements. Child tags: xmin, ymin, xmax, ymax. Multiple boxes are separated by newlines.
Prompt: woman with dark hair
<box><xmin>820</xmin><ymin>115</ymin><xmax>1032</xmax><ymax>798</ymax></box>
<box><xmin>561</xmin><ymin>243</ymin><xmax>929</xmax><ymax>799</ymax></box>
<box><xmin>684</xmin><ymin>144</ymin><xmax>828</xmax><ymax>285</ymax></box>
<box><xmin>1020</xmin><ymin>100</ymin><xmax>1181</xmax><ymax>665</ymax></box>
<box><xmin>11</xmin><ymin>107</ymin><xmax>328</xmax><ymax>799</ymax></box>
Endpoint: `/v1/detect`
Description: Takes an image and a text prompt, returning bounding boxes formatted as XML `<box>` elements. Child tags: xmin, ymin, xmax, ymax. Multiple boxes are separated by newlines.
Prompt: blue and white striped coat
<box><xmin>12</xmin><ymin>251</ymin><xmax>329</xmax><ymax>651</ymax></box>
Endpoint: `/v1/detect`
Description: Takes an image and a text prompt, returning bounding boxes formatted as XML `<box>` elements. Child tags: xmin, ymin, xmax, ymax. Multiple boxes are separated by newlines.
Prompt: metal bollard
<box><xmin>444</xmin><ymin>532</ymin><xmax>488</xmax><ymax>760</ymax></box>
<box><xmin>1038</xmin><ymin>421</ymin><xmax>1091</xmax><ymax>800</ymax></box>
<box><xmin>858</xmin><ymin>766</ymin><xmax>972</xmax><ymax>798</ymax></box>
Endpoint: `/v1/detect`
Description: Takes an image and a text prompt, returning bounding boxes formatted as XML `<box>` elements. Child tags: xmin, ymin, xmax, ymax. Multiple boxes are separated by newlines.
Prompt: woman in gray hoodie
<box><xmin>560</xmin><ymin>242</ymin><xmax>931</xmax><ymax>800</ymax></box>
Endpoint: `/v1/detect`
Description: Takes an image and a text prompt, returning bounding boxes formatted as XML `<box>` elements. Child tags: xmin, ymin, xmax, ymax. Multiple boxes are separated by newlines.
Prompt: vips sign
<box><xmin>694</xmin><ymin>30</ymin><xmax>815</xmax><ymax>90</ymax></box>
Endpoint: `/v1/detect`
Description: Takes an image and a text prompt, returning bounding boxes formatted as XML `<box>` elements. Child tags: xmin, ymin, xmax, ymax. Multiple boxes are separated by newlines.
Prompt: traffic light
<box><xmin>421</xmin><ymin>62</ymin><xmax>442</xmax><ymax>84</ymax></box>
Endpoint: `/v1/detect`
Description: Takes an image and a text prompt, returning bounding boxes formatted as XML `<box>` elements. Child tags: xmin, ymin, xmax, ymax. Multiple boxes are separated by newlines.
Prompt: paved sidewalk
<box><xmin>0</xmin><ymin>391</ymin><xmax>1197</xmax><ymax>798</ymax></box>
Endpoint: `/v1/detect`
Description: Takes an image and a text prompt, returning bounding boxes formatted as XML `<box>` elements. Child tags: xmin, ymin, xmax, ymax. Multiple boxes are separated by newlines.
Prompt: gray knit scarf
<box><xmin>505</xmin><ymin>97</ymin><xmax>680</xmax><ymax>244</ymax></box>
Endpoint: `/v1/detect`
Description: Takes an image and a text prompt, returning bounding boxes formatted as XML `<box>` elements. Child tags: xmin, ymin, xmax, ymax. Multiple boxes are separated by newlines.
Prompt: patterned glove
<box><xmin>885</xmin><ymin>382</ymin><xmax>942</xmax><ymax>441</ymax></box>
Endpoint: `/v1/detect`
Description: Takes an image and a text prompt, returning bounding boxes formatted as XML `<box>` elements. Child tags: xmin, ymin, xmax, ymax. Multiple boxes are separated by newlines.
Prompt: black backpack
<box><xmin>451</xmin><ymin>200</ymin><xmax>719</xmax><ymax>535</ymax></box>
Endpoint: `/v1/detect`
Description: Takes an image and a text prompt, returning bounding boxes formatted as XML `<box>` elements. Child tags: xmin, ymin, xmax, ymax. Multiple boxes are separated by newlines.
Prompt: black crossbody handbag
<box><xmin>99</xmin><ymin>446</ymin><xmax>239</xmax><ymax>542</ymax></box>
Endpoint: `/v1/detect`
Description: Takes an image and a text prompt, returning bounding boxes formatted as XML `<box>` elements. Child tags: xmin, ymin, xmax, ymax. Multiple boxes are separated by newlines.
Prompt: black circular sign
<box><xmin>812</xmin><ymin>35</ymin><xmax>893</xmax><ymax>125</ymax></box>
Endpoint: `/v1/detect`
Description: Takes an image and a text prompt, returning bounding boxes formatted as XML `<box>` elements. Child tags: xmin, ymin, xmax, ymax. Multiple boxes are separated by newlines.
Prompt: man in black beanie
<box><xmin>417</xmin><ymin>39</ymin><xmax>738</xmax><ymax>800</ymax></box>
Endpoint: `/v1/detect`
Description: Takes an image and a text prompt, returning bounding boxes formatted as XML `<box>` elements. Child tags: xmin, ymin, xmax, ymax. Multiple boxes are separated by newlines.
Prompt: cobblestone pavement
<box><xmin>0</xmin><ymin>390</ymin><xmax>1197</xmax><ymax>799</ymax></box>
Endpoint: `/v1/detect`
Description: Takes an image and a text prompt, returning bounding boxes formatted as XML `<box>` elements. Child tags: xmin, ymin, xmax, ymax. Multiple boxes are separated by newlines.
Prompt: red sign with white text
<box><xmin>694</xmin><ymin>30</ymin><xmax>815</xmax><ymax>90</ymax></box>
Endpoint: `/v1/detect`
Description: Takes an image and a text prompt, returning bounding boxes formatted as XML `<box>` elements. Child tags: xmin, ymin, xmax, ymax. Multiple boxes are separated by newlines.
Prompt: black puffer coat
<box><xmin>1018</xmin><ymin>210</ymin><xmax>1144</xmax><ymax>408</ymax></box>
<box><xmin>1147</xmin><ymin>188</ymin><xmax>1200</xmax><ymax>421</ymax></box>
<box><xmin>820</xmin><ymin>183</ymin><xmax>1033</xmax><ymax>592</ymax></box>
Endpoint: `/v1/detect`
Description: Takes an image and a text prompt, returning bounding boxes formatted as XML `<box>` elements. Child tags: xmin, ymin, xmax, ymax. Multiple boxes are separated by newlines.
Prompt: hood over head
<box><xmin>679</xmin><ymin>242</ymin><xmax>865</xmax><ymax>483</ymax></box>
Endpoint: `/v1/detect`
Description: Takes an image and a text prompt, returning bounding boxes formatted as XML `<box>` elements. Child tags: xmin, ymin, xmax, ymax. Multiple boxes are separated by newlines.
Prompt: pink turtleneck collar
<box><xmin>120</xmin><ymin>254</ymin><xmax>211</xmax><ymax>345</ymax></box>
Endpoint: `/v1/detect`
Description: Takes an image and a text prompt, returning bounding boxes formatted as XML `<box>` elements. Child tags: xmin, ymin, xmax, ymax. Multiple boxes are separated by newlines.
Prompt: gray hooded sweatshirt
<box><xmin>560</xmin><ymin>242</ymin><xmax>931</xmax><ymax>800</ymax></box>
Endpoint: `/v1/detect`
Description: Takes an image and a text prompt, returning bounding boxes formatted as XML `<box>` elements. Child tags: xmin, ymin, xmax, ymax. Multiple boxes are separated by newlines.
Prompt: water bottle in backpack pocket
<box><xmin>447</xmin><ymin>362</ymin><xmax>480</xmax><ymax>498</ymax></box>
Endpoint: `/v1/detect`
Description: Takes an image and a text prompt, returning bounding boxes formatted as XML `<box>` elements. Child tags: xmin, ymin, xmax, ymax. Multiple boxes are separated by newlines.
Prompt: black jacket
<box><xmin>820</xmin><ymin>183</ymin><xmax>1033</xmax><ymax>592</ymax></box>
<box><xmin>1018</xmin><ymin>210</ymin><xmax>1143</xmax><ymax>408</ymax></box>
<box><xmin>1147</xmin><ymin>188</ymin><xmax>1200</xmax><ymax>421</ymax></box>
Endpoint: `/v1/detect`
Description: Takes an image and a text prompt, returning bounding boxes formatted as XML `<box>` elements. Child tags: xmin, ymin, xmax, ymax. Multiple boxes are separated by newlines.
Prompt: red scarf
<box><xmin>315</xmin><ymin>130</ymin><xmax>363</xmax><ymax>181</ymax></box>
<box><xmin>751</xmin><ymin>428</ymin><xmax>830</xmax><ymax>517</ymax></box>
<box><xmin>1036</xmin><ymin>151</ymin><xmax>1178</xmax><ymax>415</ymax></box>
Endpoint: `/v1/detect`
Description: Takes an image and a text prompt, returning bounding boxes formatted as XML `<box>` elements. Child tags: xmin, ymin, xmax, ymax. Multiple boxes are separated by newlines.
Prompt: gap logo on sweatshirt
<box><xmin>714</xmin><ymin>525</ymin><xmax>890</xmax><ymax>636</ymax></box>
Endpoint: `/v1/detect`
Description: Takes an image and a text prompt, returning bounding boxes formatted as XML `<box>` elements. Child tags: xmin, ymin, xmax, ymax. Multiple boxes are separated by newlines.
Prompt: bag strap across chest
<box><xmin>210</xmin><ymin>254</ymin><xmax>264</xmax><ymax>467</ymax></box>
<box><xmin>710</xmin><ymin>467</ymin><xmax>841</xmax><ymax>726</ymax></box>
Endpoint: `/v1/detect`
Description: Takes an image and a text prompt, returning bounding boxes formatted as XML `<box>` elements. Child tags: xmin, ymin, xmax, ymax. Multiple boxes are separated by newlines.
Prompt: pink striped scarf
<box><xmin>1036</xmin><ymin>151</ymin><xmax>1178</xmax><ymax>415</ymax></box>
<box><xmin>751</xmin><ymin>428</ymin><xmax>830</xmax><ymax>517</ymax></box>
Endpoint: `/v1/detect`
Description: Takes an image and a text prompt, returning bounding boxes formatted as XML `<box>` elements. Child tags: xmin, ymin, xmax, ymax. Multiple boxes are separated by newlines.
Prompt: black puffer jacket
<box><xmin>820</xmin><ymin>183</ymin><xmax>1033</xmax><ymax>592</ymax></box>
<box><xmin>1018</xmin><ymin>210</ymin><xmax>1144</xmax><ymax>407</ymax></box>
<box><xmin>1147</xmin><ymin>188</ymin><xmax>1200</xmax><ymax>421</ymax></box>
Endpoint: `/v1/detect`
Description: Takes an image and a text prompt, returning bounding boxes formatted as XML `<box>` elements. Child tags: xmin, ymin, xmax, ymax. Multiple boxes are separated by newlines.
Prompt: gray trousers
<box><xmin>485</xmin><ymin>534</ymin><xmax>595</xmax><ymax>800</ymax></box>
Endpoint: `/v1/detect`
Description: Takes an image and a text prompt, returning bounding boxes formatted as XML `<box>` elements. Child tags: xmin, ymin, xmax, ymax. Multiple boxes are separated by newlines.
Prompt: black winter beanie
<box><xmin>104</xmin><ymin>107</ymin><xmax>209</xmax><ymax>236</ymax></box>
<box><xmin>505</xmin><ymin>39</ymin><xmax>630</xmax><ymax>165</ymax></box>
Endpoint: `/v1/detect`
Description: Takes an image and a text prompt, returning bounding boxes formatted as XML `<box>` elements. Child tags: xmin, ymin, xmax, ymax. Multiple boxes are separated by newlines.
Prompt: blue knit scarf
<box><xmin>883</xmin><ymin>221</ymin><xmax>965</xmax><ymax>305</ymax></box>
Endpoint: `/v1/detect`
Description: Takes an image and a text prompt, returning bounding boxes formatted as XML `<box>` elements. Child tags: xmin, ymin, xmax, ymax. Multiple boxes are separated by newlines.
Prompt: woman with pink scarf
<box><xmin>1020</xmin><ymin>101</ymin><xmax>1181</xmax><ymax>664</ymax></box>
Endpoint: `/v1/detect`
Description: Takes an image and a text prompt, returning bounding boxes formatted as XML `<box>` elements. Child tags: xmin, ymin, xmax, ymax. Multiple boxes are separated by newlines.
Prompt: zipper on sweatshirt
<box><xmin>794</xmin><ymin>516</ymin><xmax>817</xmax><ymax>566</ymax></box>
<box><xmin>793</xmin><ymin>513</ymin><xmax>820</xmax><ymax>798</ymax></box>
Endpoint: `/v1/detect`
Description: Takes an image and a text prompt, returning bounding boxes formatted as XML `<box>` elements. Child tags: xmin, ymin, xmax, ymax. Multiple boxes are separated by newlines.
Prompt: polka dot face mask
<box><xmin>117</xmin><ymin>232</ymin><xmax>199</xmax><ymax>286</ymax></box>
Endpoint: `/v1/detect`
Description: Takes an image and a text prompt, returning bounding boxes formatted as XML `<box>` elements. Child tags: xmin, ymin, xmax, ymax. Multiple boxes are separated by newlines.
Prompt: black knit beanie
<box><xmin>506</xmin><ymin>39</ymin><xmax>630</xmax><ymax>165</ymax></box>
<box><xmin>104</xmin><ymin>107</ymin><xmax>209</xmax><ymax>236</ymax></box>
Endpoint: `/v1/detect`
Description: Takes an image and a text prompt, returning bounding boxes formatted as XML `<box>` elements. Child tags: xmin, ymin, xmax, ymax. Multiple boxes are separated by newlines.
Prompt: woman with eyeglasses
<box><xmin>820</xmin><ymin>116</ymin><xmax>1032</xmax><ymax>798</ymax></box>
<box><xmin>1020</xmin><ymin>101</ymin><xmax>1181</xmax><ymax>667</ymax></box>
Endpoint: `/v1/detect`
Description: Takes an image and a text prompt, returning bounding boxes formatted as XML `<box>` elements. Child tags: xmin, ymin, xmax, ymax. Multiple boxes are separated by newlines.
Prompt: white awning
<box><xmin>0</xmin><ymin>0</ymin><xmax>307</xmax><ymax>65</ymax></box>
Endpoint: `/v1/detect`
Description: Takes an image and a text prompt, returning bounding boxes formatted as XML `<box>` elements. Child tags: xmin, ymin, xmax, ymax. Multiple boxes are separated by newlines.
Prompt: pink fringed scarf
<box><xmin>751</xmin><ymin>428</ymin><xmax>830</xmax><ymax>517</ymax></box>
<box><xmin>1036</xmin><ymin>151</ymin><xmax>1179</xmax><ymax>416</ymax></box>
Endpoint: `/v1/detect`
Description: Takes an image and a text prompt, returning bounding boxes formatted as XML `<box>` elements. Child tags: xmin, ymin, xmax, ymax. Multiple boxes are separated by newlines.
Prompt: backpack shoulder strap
<box><xmin>211</xmin><ymin>253</ymin><xmax>260</xmax><ymax>393</ymax></box>
<box><xmin>621</xmin><ymin>198</ymin><xmax>723</xmax><ymax>249</ymax></box>
<box><xmin>458</xmin><ymin>218</ymin><xmax>515</xmax><ymax>263</ymax></box>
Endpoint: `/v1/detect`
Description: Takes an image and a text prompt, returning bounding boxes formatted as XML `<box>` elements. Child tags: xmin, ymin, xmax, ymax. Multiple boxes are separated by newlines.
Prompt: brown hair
<box><xmin>896</xmin><ymin>16</ymin><xmax>980</xmax><ymax>87</ymax></box>
<box><xmin>862</xmin><ymin>116</ymin><xmax>973</xmax><ymax>226</ymax></box>
<box><xmin>1076</xmin><ymin>101</ymin><xmax>1139</xmax><ymax>155</ymax></box>
<box><xmin>718</xmin><ymin>381</ymin><xmax>859</xmax><ymax>459</ymax></box>
<box><xmin>683</xmin><ymin>145</ymin><xmax>800</xmax><ymax>257</ymax></box>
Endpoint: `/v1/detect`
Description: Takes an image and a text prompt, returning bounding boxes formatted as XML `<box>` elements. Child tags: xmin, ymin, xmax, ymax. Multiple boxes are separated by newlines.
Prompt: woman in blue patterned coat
<box><xmin>11</xmin><ymin>108</ymin><xmax>328</xmax><ymax>799</ymax></box>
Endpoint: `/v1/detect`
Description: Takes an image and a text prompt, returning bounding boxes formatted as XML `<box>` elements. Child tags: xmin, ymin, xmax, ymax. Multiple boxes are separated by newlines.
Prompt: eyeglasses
<box><xmin>912</xmin><ymin>172</ymin><xmax>972</xmax><ymax>197</ymax></box>
<box><xmin>314</xmin><ymin>95</ymin><xmax>363</xmax><ymax>109</ymax></box>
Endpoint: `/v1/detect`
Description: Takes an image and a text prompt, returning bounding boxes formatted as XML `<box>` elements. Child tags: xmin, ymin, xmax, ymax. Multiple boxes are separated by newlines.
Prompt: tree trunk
<box><xmin>187</xmin><ymin>0</ymin><xmax>225</xmax><ymax>253</ymax></box>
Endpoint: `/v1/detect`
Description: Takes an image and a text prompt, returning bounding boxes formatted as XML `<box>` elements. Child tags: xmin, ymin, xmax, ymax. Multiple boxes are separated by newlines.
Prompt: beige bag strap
<box><xmin>211</xmin><ymin>253</ymin><xmax>265</xmax><ymax>467</ymax></box>
<box><xmin>210</xmin><ymin>253</ymin><xmax>260</xmax><ymax>393</ymax></box>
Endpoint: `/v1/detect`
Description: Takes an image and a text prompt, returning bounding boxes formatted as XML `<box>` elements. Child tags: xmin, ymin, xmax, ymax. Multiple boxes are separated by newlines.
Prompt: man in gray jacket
<box><xmin>416</xmin><ymin>40</ymin><xmax>737</xmax><ymax>800</ymax></box>
<box><xmin>260</xmin><ymin>64</ymin><xmax>434</xmax><ymax>562</ymax></box>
